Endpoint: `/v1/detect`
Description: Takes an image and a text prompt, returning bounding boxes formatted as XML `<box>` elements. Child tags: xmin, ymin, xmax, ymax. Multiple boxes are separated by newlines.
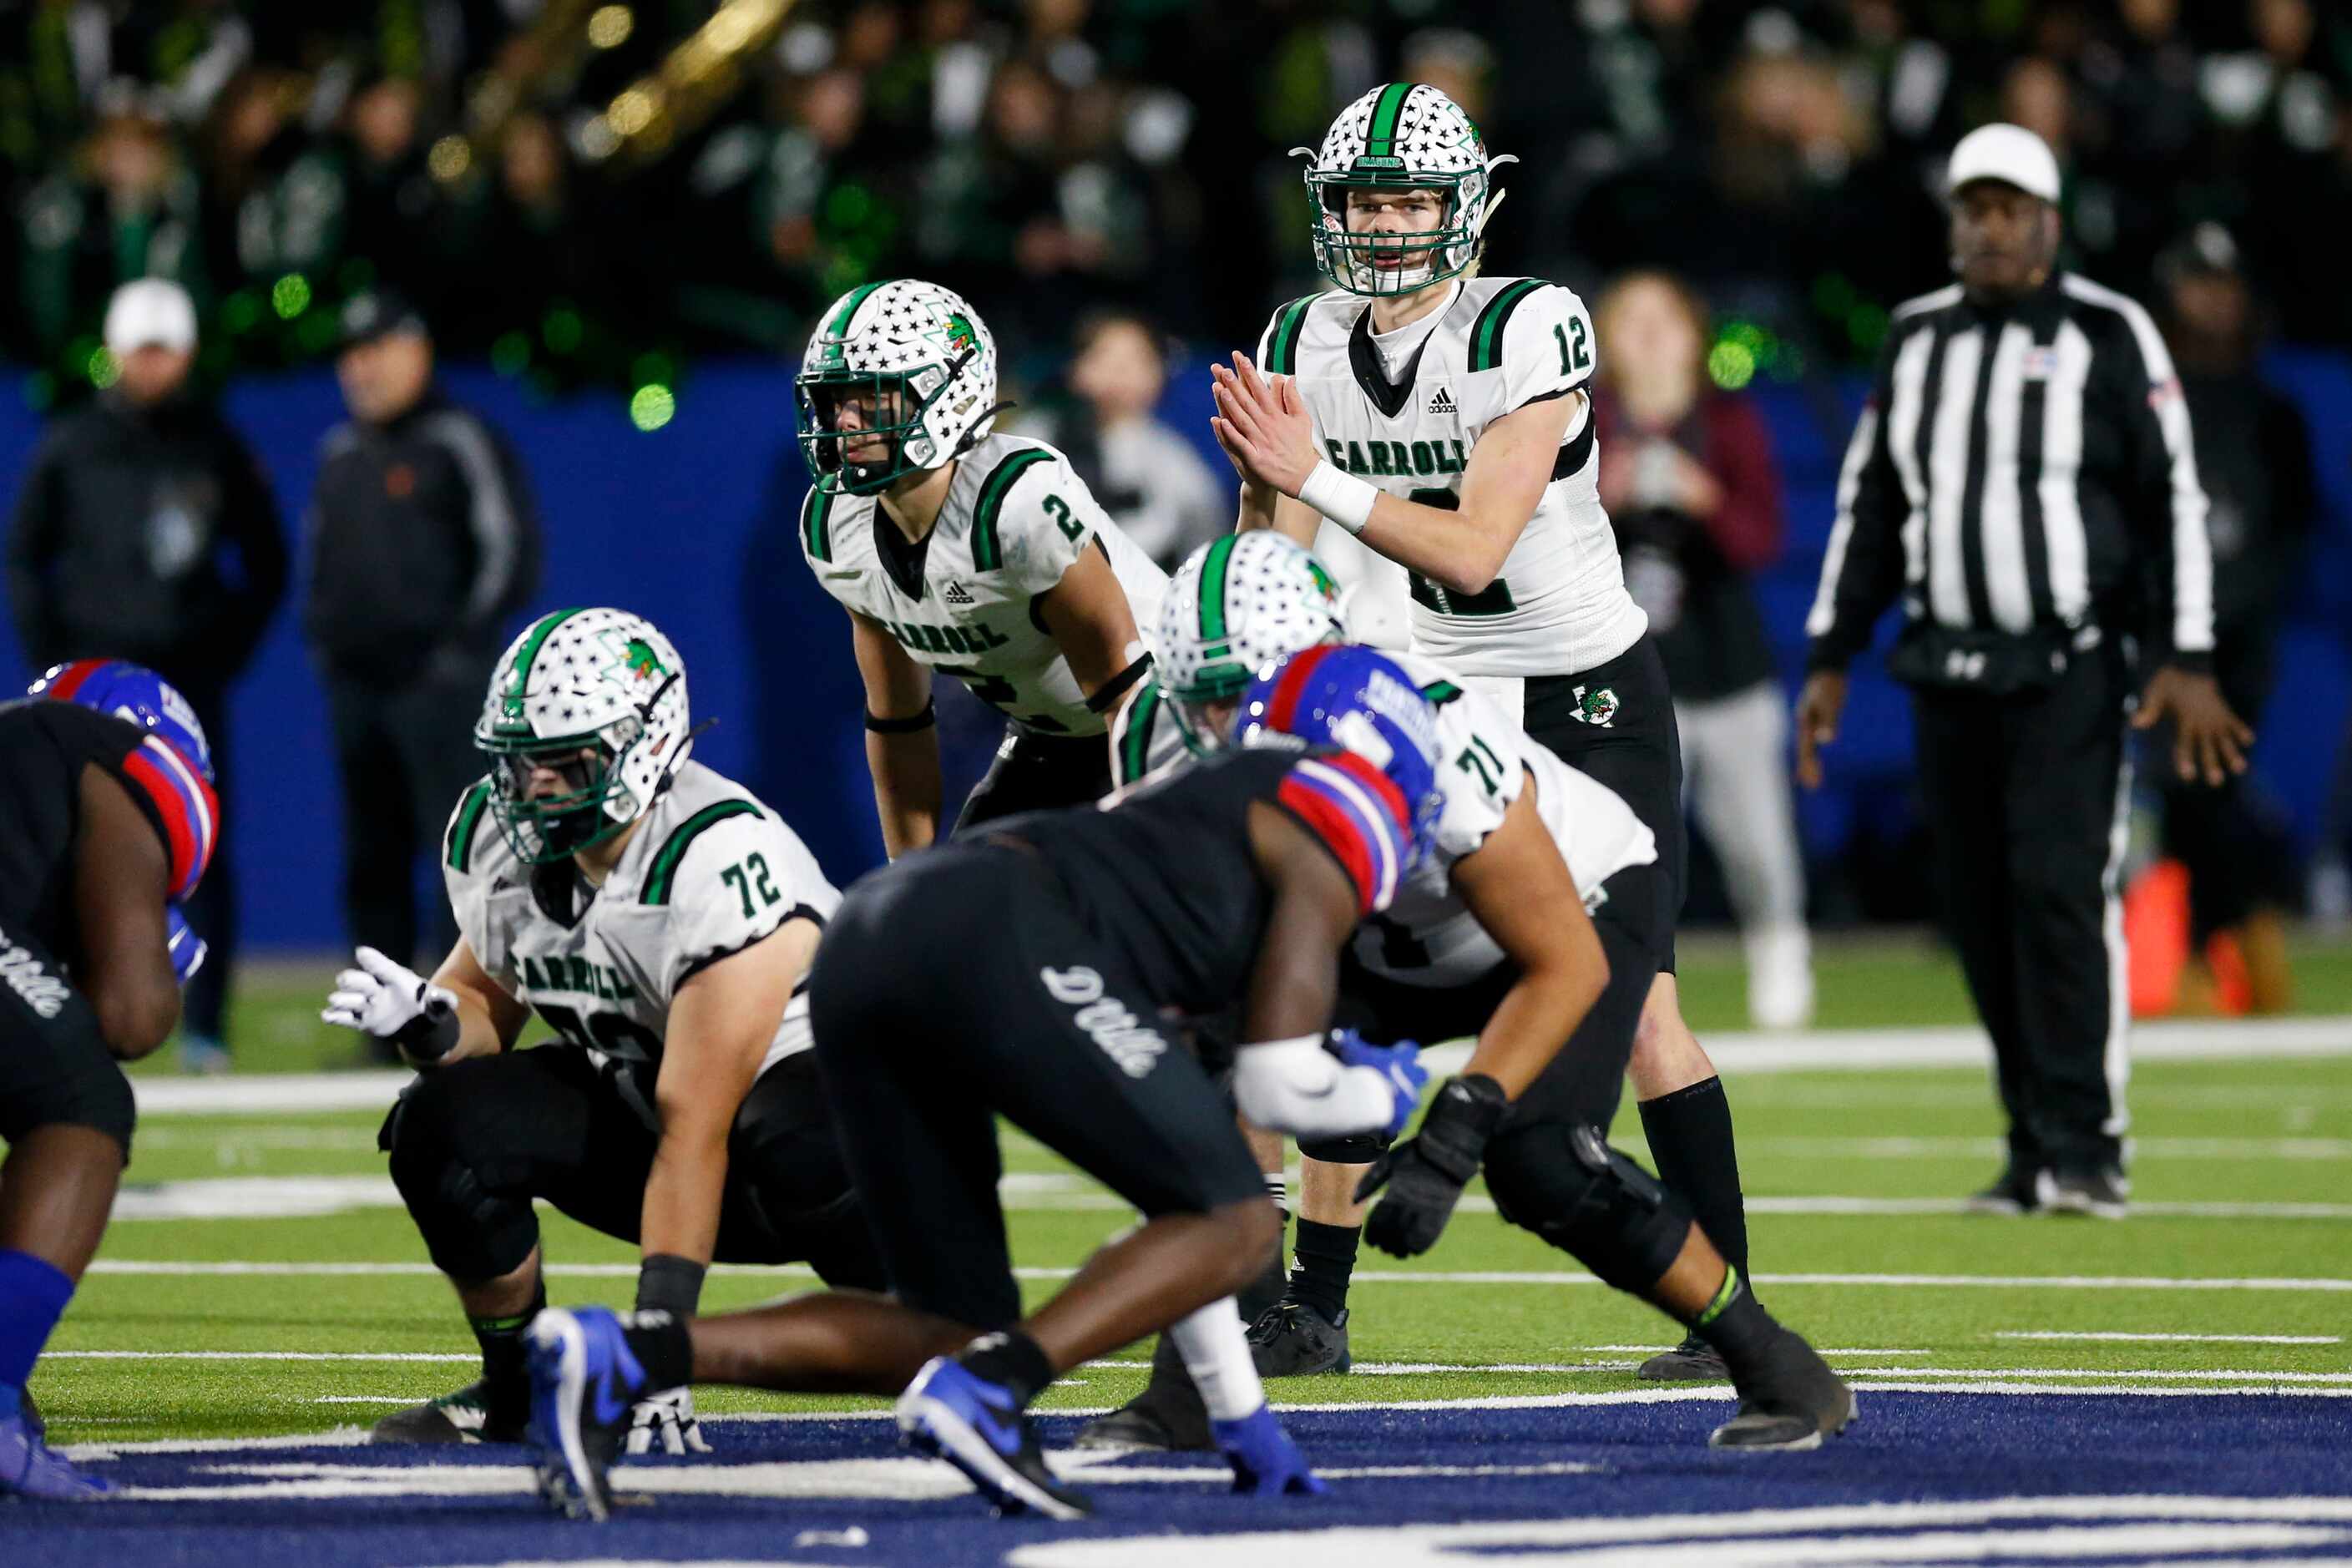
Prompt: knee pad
<box><xmin>1297</xmin><ymin>1130</ymin><xmax>1389</xmax><ymax>1165</ymax></box>
<box><xmin>380</xmin><ymin>1071</ymin><xmax>539</xmax><ymax>1281</ymax></box>
<box><xmin>1481</xmin><ymin>1122</ymin><xmax>1692</xmax><ymax>1294</ymax></box>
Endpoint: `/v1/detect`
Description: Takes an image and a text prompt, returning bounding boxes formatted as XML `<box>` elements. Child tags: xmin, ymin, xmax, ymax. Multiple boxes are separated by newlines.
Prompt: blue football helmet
<box><xmin>1235</xmin><ymin>643</ymin><xmax>1444</xmax><ymax>872</ymax></box>
<box><xmin>29</xmin><ymin>659</ymin><xmax>215</xmax><ymax>782</ymax></box>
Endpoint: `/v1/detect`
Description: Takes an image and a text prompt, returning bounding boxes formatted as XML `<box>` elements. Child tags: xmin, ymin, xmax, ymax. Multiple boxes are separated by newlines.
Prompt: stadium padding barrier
<box><xmin>2</xmin><ymin>353</ymin><xmax>2344</xmax><ymax>952</ymax></box>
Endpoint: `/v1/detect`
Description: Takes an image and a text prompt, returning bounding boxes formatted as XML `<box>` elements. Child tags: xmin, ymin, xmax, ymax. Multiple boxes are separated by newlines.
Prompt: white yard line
<box><xmin>83</xmin><ymin>1258</ymin><xmax>2352</xmax><ymax>1292</ymax></box>
<box><xmin>1740</xmin><ymin>1136</ymin><xmax>2352</xmax><ymax>1160</ymax></box>
<box><xmin>128</xmin><ymin>1017</ymin><xmax>2352</xmax><ymax>1120</ymax></box>
<box><xmin>1995</xmin><ymin>1331</ymin><xmax>2343</xmax><ymax>1345</ymax></box>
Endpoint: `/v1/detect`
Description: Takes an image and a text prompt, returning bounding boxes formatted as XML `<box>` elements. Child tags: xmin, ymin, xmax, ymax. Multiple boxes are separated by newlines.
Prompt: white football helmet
<box><xmin>796</xmin><ymin>278</ymin><xmax>1000</xmax><ymax>495</ymax></box>
<box><xmin>1156</xmin><ymin>532</ymin><xmax>1348</xmax><ymax>754</ymax></box>
<box><xmin>474</xmin><ymin>608</ymin><xmax>693</xmax><ymax>863</ymax></box>
<box><xmin>1296</xmin><ymin>82</ymin><xmax>1515</xmax><ymax>296</ymax></box>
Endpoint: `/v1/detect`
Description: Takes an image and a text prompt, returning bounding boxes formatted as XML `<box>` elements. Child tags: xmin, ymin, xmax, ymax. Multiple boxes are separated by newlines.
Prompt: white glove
<box><xmin>321</xmin><ymin>945</ymin><xmax>460</xmax><ymax>1063</ymax></box>
<box><xmin>624</xmin><ymin>1386</ymin><xmax>711</xmax><ymax>1455</ymax></box>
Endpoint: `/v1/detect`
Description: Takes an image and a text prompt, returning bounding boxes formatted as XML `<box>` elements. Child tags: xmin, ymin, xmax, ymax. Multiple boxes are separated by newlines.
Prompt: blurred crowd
<box><xmin>7</xmin><ymin>0</ymin><xmax>2352</xmax><ymax>402</ymax></box>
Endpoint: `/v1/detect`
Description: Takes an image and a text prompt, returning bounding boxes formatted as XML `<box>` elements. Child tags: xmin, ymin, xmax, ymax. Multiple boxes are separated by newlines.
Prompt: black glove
<box><xmin>1353</xmin><ymin>1073</ymin><xmax>1509</xmax><ymax>1257</ymax></box>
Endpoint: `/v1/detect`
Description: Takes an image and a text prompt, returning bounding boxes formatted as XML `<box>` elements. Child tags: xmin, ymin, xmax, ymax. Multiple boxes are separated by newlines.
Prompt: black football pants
<box><xmin>1910</xmin><ymin>640</ymin><xmax>2132</xmax><ymax>1175</ymax></box>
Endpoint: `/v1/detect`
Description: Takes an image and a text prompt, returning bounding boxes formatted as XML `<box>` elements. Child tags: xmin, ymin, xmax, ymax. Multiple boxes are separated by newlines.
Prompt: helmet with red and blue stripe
<box><xmin>30</xmin><ymin>659</ymin><xmax>219</xmax><ymax>897</ymax></box>
<box><xmin>1234</xmin><ymin>644</ymin><xmax>1442</xmax><ymax>911</ymax></box>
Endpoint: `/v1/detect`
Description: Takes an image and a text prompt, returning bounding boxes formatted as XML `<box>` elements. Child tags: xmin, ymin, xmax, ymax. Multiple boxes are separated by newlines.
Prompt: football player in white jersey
<box><xmin>324</xmin><ymin>609</ymin><xmax>883</xmax><ymax>1452</ymax></box>
<box><xmin>1211</xmin><ymin>81</ymin><xmax>1748</xmax><ymax>1381</ymax></box>
<box><xmin>793</xmin><ymin>278</ymin><xmax>1167</xmax><ymax>853</ymax></box>
<box><xmin>1093</xmin><ymin>534</ymin><xmax>1850</xmax><ymax>1454</ymax></box>
<box><xmin>1090</xmin><ymin>533</ymin><xmax>1810</xmax><ymax>1449</ymax></box>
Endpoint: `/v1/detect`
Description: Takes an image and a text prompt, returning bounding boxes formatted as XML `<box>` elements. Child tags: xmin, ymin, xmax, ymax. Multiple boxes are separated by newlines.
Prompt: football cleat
<box><xmin>0</xmin><ymin>1408</ymin><xmax>111</xmax><ymax>1500</ymax></box>
<box><xmin>1637</xmin><ymin>1333</ymin><xmax>1731</xmax><ymax>1383</ymax></box>
<box><xmin>2041</xmin><ymin>1165</ymin><xmax>2128</xmax><ymax>1220</ymax></box>
<box><xmin>370</xmin><ymin>1378</ymin><xmax>529</xmax><ymax>1444</ymax></box>
<box><xmin>524</xmin><ymin>1308</ymin><xmax>645</xmax><ymax>1521</ymax></box>
<box><xmin>1964</xmin><ymin>1163</ymin><xmax>2044</xmax><ymax>1216</ymax></box>
<box><xmin>897</xmin><ymin>1356</ymin><xmax>1090</xmax><ymax>1519</ymax></box>
<box><xmin>1708</xmin><ymin>1329</ymin><xmax>1857</xmax><ymax>1453</ymax></box>
<box><xmin>1213</xmin><ymin>1405</ymin><xmax>1328</xmax><ymax>1496</ymax></box>
<box><xmin>1247</xmin><ymin>1301</ymin><xmax>1353</xmax><ymax>1377</ymax></box>
<box><xmin>1073</xmin><ymin>1375</ymin><xmax>1214</xmax><ymax>1452</ymax></box>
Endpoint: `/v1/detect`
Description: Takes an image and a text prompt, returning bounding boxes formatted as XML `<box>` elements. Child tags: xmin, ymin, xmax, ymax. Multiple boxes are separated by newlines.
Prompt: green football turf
<box><xmin>36</xmin><ymin>943</ymin><xmax>2352</xmax><ymax>1446</ymax></box>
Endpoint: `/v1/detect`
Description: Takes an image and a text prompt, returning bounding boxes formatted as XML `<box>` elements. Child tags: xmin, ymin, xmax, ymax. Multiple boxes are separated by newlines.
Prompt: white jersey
<box><xmin>1110</xmin><ymin>650</ymin><xmax>1657</xmax><ymax>988</ymax></box>
<box><xmin>798</xmin><ymin>433</ymin><xmax>1168</xmax><ymax>737</ymax></box>
<box><xmin>1258</xmin><ymin>278</ymin><xmax>1646</xmax><ymax>678</ymax></box>
<box><xmin>443</xmin><ymin>761</ymin><xmax>837</xmax><ymax>1115</ymax></box>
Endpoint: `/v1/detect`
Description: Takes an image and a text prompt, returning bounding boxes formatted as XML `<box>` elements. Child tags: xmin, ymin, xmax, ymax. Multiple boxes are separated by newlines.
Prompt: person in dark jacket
<box><xmin>304</xmin><ymin>291</ymin><xmax>539</xmax><ymax>1034</ymax></box>
<box><xmin>2149</xmin><ymin>224</ymin><xmax>2313</xmax><ymax>1011</ymax></box>
<box><xmin>7</xmin><ymin>278</ymin><xmax>286</xmax><ymax>1072</ymax></box>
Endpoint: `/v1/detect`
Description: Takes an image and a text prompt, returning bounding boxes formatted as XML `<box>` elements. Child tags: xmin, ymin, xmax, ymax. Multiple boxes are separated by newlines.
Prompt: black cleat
<box><xmin>2041</xmin><ymin>1164</ymin><xmax>2128</xmax><ymax>1220</ymax></box>
<box><xmin>1247</xmin><ymin>1302</ymin><xmax>1352</xmax><ymax>1377</ymax></box>
<box><xmin>1638</xmin><ymin>1333</ymin><xmax>1731</xmax><ymax>1382</ymax></box>
<box><xmin>1963</xmin><ymin>1163</ymin><xmax>2042</xmax><ymax>1216</ymax></box>
<box><xmin>1710</xmin><ymin>1329</ymin><xmax>1857</xmax><ymax>1452</ymax></box>
<box><xmin>1073</xmin><ymin>1374</ymin><xmax>1214</xmax><ymax>1451</ymax></box>
<box><xmin>370</xmin><ymin>1379</ymin><xmax>529</xmax><ymax>1444</ymax></box>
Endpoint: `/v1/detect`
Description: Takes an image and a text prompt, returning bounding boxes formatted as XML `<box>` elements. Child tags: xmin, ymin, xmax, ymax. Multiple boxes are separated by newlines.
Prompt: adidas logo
<box><xmin>1427</xmin><ymin>385</ymin><xmax>1458</xmax><ymax>417</ymax></box>
<box><xmin>943</xmin><ymin>580</ymin><xmax>975</xmax><ymax>605</ymax></box>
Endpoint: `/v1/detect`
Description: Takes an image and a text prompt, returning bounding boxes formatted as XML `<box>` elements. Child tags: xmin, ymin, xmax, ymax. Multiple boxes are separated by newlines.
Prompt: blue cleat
<box><xmin>1213</xmin><ymin>1404</ymin><xmax>1328</xmax><ymax>1496</ymax></box>
<box><xmin>0</xmin><ymin>1408</ymin><xmax>111</xmax><ymax>1501</ymax></box>
<box><xmin>895</xmin><ymin>1356</ymin><xmax>1090</xmax><ymax>1519</ymax></box>
<box><xmin>524</xmin><ymin>1307</ymin><xmax>645</xmax><ymax>1520</ymax></box>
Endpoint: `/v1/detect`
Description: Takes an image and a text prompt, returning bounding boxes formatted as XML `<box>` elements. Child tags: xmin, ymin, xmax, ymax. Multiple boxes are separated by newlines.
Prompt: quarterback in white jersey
<box><xmin>793</xmin><ymin>278</ymin><xmax>1166</xmax><ymax>854</ymax></box>
<box><xmin>1089</xmin><ymin>534</ymin><xmax>1851</xmax><ymax>1454</ymax></box>
<box><xmin>1209</xmin><ymin>83</ymin><xmax>1757</xmax><ymax>1384</ymax></box>
<box><xmin>325</xmin><ymin>609</ymin><xmax>883</xmax><ymax>1454</ymax></box>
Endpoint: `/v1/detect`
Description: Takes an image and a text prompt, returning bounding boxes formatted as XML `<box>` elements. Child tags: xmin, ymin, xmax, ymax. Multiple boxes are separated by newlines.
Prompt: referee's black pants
<box><xmin>1910</xmin><ymin>640</ymin><xmax>2132</xmax><ymax>1176</ymax></box>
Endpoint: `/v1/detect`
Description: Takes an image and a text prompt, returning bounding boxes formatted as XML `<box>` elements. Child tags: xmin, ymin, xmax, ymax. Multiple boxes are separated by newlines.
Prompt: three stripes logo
<box><xmin>1427</xmin><ymin>385</ymin><xmax>1459</xmax><ymax>417</ymax></box>
<box><xmin>943</xmin><ymin>580</ymin><xmax>975</xmax><ymax>605</ymax></box>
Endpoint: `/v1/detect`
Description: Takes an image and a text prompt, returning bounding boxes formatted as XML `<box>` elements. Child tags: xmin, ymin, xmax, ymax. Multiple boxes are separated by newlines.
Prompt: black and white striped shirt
<box><xmin>1806</xmin><ymin>272</ymin><xmax>2213</xmax><ymax>675</ymax></box>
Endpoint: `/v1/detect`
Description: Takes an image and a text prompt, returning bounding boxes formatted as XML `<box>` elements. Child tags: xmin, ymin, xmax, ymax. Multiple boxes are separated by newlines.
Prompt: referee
<box><xmin>1795</xmin><ymin>124</ymin><xmax>2249</xmax><ymax>1221</ymax></box>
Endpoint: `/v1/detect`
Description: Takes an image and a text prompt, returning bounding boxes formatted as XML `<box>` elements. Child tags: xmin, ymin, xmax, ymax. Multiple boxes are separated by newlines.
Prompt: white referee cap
<box><xmin>104</xmin><ymin>278</ymin><xmax>198</xmax><ymax>355</ymax></box>
<box><xmin>1945</xmin><ymin>123</ymin><xmax>2061</xmax><ymax>205</ymax></box>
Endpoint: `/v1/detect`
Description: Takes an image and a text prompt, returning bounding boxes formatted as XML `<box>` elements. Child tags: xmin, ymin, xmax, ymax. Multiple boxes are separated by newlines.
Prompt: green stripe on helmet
<box><xmin>503</xmin><ymin>609</ymin><xmax>586</xmax><ymax>709</ymax></box>
<box><xmin>641</xmin><ymin>799</ymin><xmax>764</xmax><ymax>906</ymax></box>
<box><xmin>446</xmin><ymin>781</ymin><xmax>493</xmax><ymax>872</ymax></box>
<box><xmin>1265</xmin><ymin>294</ymin><xmax>1318</xmax><ymax>376</ymax></box>
<box><xmin>824</xmin><ymin>280</ymin><xmax>889</xmax><ymax>342</ymax></box>
<box><xmin>970</xmin><ymin>448</ymin><xmax>1053</xmax><ymax>572</ymax></box>
<box><xmin>802</xmin><ymin>486</ymin><xmax>837</xmax><ymax>562</ymax></box>
<box><xmin>1196</xmin><ymin>534</ymin><xmax>1239</xmax><ymax>644</ymax></box>
<box><xmin>1363</xmin><ymin>82</ymin><xmax>1412</xmax><ymax>159</ymax></box>
<box><xmin>1468</xmin><ymin>279</ymin><xmax>1549</xmax><ymax>373</ymax></box>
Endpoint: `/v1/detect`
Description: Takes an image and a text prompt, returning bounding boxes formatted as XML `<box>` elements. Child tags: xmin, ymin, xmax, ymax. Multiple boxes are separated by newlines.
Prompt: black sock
<box><xmin>959</xmin><ymin>1329</ymin><xmax>1055</xmax><ymax>1406</ymax></box>
<box><xmin>1640</xmin><ymin>1077</ymin><xmax>1753</xmax><ymax>1287</ymax></box>
<box><xmin>469</xmin><ymin>1276</ymin><xmax>546</xmax><ymax>1428</ymax></box>
<box><xmin>1286</xmin><ymin>1218</ymin><xmax>1361</xmax><ymax>1322</ymax></box>
<box><xmin>624</xmin><ymin>1309</ymin><xmax>695</xmax><ymax>1391</ymax></box>
<box><xmin>1687</xmin><ymin>1266</ymin><xmax>1779</xmax><ymax>1375</ymax></box>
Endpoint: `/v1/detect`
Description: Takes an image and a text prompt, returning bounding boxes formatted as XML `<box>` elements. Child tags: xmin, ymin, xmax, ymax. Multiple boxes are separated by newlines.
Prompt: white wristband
<box><xmin>1297</xmin><ymin>460</ymin><xmax>1378</xmax><ymax>536</ymax></box>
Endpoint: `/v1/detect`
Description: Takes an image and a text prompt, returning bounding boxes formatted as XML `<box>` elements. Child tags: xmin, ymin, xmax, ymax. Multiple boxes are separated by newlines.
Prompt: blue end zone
<box><xmin>8</xmin><ymin>1394</ymin><xmax>2352</xmax><ymax>1565</ymax></box>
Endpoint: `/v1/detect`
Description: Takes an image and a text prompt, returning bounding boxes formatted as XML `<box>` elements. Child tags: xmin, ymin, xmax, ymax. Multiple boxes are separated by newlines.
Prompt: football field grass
<box><xmin>38</xmin><ymin>937</ymin><xmax>2352</xmax><ymax>1449</ymax></box>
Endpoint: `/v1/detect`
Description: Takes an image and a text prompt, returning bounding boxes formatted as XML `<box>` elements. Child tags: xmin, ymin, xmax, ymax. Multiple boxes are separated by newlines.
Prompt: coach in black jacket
<box><xmin>7</xmin><ymin>279</ymin><xmax>287</xmax><ymax>1070</ymax></box>
<box><xmin>1793</xmin><ymin>124</ymin><xmax>2247</xmax><ymax>1220</ymax></box>
<box><xmin>305</xmin><ymin>291</ymin><xmax>540</xmax><ymax>1017</ymax></box>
